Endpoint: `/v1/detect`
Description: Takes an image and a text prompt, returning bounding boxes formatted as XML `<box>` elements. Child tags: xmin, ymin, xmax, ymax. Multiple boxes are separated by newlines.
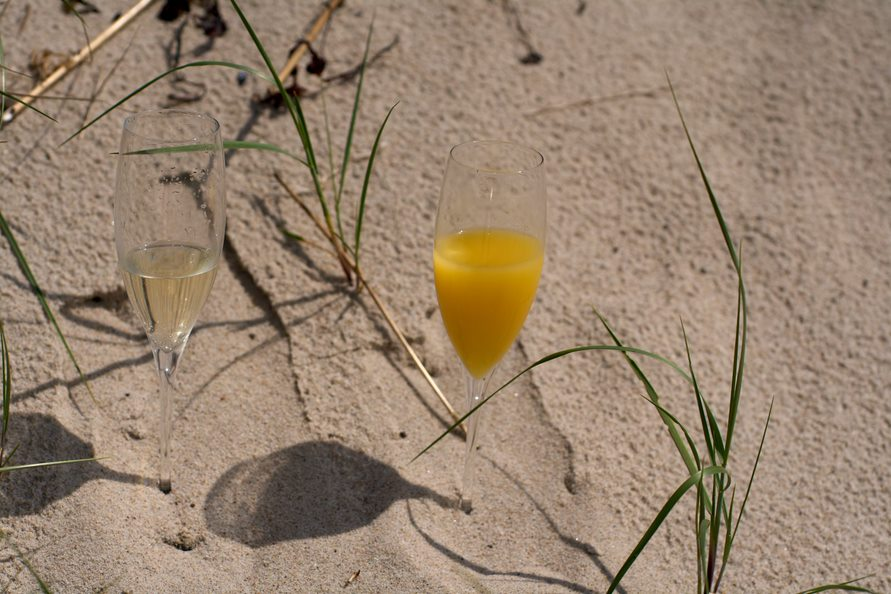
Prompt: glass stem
<box><xmin>460</xmin><ymin>370</ymin><xmax>493</xmax><ymax>513</ymax></box>
<box><xmin>152</xmin><ymin>347</ymin><xmax>182</xmax><ymax>493</ymax></box>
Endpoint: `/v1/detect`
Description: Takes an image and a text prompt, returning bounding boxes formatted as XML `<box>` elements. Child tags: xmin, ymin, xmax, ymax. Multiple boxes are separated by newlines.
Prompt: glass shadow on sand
<box><xmin>204</xmin><ymin>441</ymin><xmax>449</xmax><ymax>547</ymax></box>
<box><xmin>0</xmin><ymin>413</ymin><xmax>144</xmax><ymax>517</ymax></box>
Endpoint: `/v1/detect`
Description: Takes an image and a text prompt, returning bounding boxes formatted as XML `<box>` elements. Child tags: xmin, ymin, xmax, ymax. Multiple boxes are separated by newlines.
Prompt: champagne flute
<box><xmin>433</xmin><ymin>140</ymin><xmax>547</xmax><ymax>512</ymax></box>
<box><xmin>114</xmin><ymin>110</ymin><xmax>226</xmax><ymax>493</ymax></box>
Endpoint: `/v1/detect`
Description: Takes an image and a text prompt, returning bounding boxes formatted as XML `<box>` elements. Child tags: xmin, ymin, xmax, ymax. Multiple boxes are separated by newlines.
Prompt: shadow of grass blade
<box><xmin>61</xmin><ymin>60</ymin><xmax>269</xmax><ymax>145</ymax></box>
<box><xmin>124</xmin><ymin>140</ymin><xmax>308</xmax><ymax>167</ymax></box>
<box><xmin>0</xmin><ymin>210</ymin><xmax>95</xmax><ymax>403</ymax></box>
<box><xmin>0</xmin><ymin>90</ymin><xmax>58</xmax><ymax>122</ymax></box>
<box><xmin>354</xmin><ymin>101</ymin><xmax>398</xmax><ymax>270</ymax></box>
<box><xmin>412</xmin><ymin>343</ymin><xmax>690</xmax><ymax>463</ymax></box>
<box><xmin>337</xmin><ymin>21</ymin><xmax>375</xmax><ymax>212</ymax></box>
<box><xmin>606</xmin><ymin>465</ymin><xmax>728</xmax><ymax>594</ymax></box>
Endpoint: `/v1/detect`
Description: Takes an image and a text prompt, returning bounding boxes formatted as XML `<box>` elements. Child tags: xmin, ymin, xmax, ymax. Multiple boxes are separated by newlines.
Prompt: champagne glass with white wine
<box><xmin>114</xmin><ymin>110</ymin><xmax>226</xmax><ymax>493</ymax></box>
<box><xmin>433</xmin><ymin>140</ymin><xmax>546</xmax><ymax>512</ymax></box>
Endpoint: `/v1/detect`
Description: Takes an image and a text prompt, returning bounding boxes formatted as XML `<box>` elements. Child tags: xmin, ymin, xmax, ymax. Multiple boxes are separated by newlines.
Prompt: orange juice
<box><xmin>434</xmin><ymin>228</ymin><xmax>544</xmax><ymax>378</ymax></box>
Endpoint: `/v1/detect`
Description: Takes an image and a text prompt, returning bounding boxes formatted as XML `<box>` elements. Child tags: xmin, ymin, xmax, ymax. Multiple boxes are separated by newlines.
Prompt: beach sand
<box><xmin>1</xmin><ymin>1</ymin><xmax>889</xmax><ymax>591</ymax></box>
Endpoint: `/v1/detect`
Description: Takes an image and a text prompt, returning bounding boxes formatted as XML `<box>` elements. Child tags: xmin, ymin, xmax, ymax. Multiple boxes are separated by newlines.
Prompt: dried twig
<box><xmin>275</xmin><ymin>0</ymin><xmax>343</xmax><ymax>84</ymax></box>
<box><xmin>274</xmin><ymin>173</ymin><xmax>466</xmax><ymax>437</ymax></box>
<box><xmin>2</xmin><ymin>0</ymin><xmax>159</xmax><ymax>124</ymax></box>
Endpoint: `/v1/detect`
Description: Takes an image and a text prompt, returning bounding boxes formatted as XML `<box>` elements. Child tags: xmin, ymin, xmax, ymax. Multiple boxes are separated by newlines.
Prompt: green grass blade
<box><xmin>0</xmin><ymin>456</ymin><xmax>101</xmax><ymax>473</ymax></box>
<box><xmin>638</xmin><ymin>392</ymin><xmax>701</xmax><ymax>470</ymax></box>
<box><xmin>606</xmin><ymin>465</ymin><xmax>728</xmax><ymax>594</ymax></box>
<box><xmin>1</xmin><ymin>320</ymin><xmax>10</xmax><ymax>457</ymax></box>
<box><xmin>337</xmin><ymin>21</ymin><xmax>374</xmax><ymax>212</ymax></box>
<box><xmin>281</xmin><ymin>228</ymin><xmax>305</xmax><ymax>243</ymax></box>
<box><xmin>667</xmin><ymin>74</ymin><xmax>738</xmax><ymax>271</ymax></box>
<box><xmin>697</xmin><ymin>511</ymin><xmax>709</xmax><ymax>593</ymax></box>
<box><xmin>62</xmin><ymin>60</ymin><xmax>269</xmax><ymax>145</ymax></box>
<box><xmin>354</xmin><ymin>101</ymin><xmax>398</xmax><ymax>269</ymax></box>
<box><xmin>0</xmin><ymin>90</ymin><xmax>58</xmax><ymax>122</ymax></box>
<box><xmin>1</xmin><ymin>30</ymin><xmax>7</xmax><ymax>128</ymax></box>
<box><xmin>726</xmin><ymin>248</ymin><xmax>747</xmax><ymax>454</ymax></box>
<box><xmin>681</xmin><ymin>320</ymin><xmax>716</xmax><ymax>465</ymax></box>
<box><xmin>18</xmin><ymin>551</ymin><xmax>52</xmax><ymax>594</ymax></box>
<box><xmin>796</xmin><ymin>575</ymin><xmax>878</xmax><ymax>594</ymax></box>
<box><xmin>412</xmin><ymin>343</ymin><xmax>690</xmax><ymax>462</ymax></box>
<box><xmin>680</xmin><ymin>321</ymin><xmax>727</xmax><ymax>461</ymax></box>
<box><xmin>594</xmin><ymin>307</ymin><xmax>698</xmax><ymax>476</ymax></box>
<box><xmin>3</xmin><ymin>442</ymin><xmax>21</xmax><ymax>467</ymax></box>
<box><xmin>228</xmin><ymin>0</ymin><xmax>332</xmax><ymax>226</ymax></box>
<box><xmin>715</xmin><ymin>396</ymin><xmax>773</xmax><ymax>590</ymax></box>
<box><xmin>320</xmin><ymin>88</ymin><xmax>346</xmax><ymax>246</ymax></box>
<box><xmin>0</xmin><ymin>210</ymin><xmax>95</xmax><ymax>403</ymax></box>
<box><xmin>667</xmin><ymin>74</ymin><xmax>748</xmax><ymax>458</ymax></box>
<box><xmin>696</xmin><ymin>484</ymin><xmax>706</xmax><ymax>593</ymax></box>
<box><xmin>123</xmin><ymin>140</ymin><xmax>308</xmax><ymax>166</ymax></box>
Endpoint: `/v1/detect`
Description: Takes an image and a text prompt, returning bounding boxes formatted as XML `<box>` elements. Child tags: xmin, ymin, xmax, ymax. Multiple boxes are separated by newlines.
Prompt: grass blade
<box><xmin>681</xmin><ymin>320</ymin><xmax>717</xmax><ymax>465</ymax></box>
<box><xmin>412</xmin><ymin>343</ymin><xmax>690</xmax><ymax>462</ymax></box>
<box><xmin>714</xmin><ymin>396</ymin><xmax>774</xmax><ymax>590</ymax></box>
<box><xmin>594</xmin><ymin>306</ymin><xmax>698</xmax><ymax>476</ymax></box>
<box><xmin>123</xmin><ymin>140</ymin><xmax>308</xmax><ymax>166</ymax></box>
<box><xmin>228</xmin><ymin>0</ymin><xmax>331</xmax><ymax>224</ymax></box>
<box><xmin>281</xmin><ymin>228</ymin><xmax>305</xmax><ymax>243</ymax></box>
<box><xmin>796</xmin><ymin>576</ymin><xmax>878</xmax><ymax>594</ymax></box>
<box><xmin>62</xmin><ymin>60</ymin><xmax>269</xmax><ymax>145</ymax></box>
<box><xmin>61</xmin><ymin>0</ymin><xmax>93</xmax><ymax>62</ymax></box>
<box><xmin>0</xmin><ymin>457</ymin><xmax>101</xmax><ymax>473</ymax></box>
<box><xmin>0</xmin><ymin>210</ymin><xmax>95</xmax><ymax>402</ymax></box>
<box><xmin>667</xmin><ymin>74</ymin><xmax>748</xmax><ymax>457</ymax></box>
<box><xmin>638</xmin><ymin>392</ymin><xmax>701</xmax><ymax>469</ymax></box>
<box><xmin>337</xmin><ymin>21</ymin><xmax>375</xmax><ymax>214</ymax></box>
<box><xmin>726</xmin><ymin>248</ymin><xmax>747</xmax><ymax>454</ymax></box>
<box><xmin>2</xmin><ymin>442</ymin><xmax>20</xmax><ymax>467</ymax></box>
<box><xmin>667</xmin><ymin>74</ymin><xmax>738</xmax><ymax>271</ymax></box>
<box><xmin>18</xmin><ymin>551</ymin><xmax>52</xmax><ymax>594</ymax></box>
<box><xmin>354</xmin><ymin>101</ymin><xmax>398</xmax><ymax>269</ymax></box>
<box><xmin>1</xmin><ymin>320</ymin><xmax>10</xmax><ymax>458</ymax></box>
<box><xmin>606</xmin><ymin>465</ymin><xmax>727</xmax><ymax>594</ymax></box>
<box><xmin>320</xmin><ymin>87</ymin><xmax>345</xmax><ymax>244</ymax></box>
<box><xmin>0</xmin><ymin>90</ymin><xmax>57</xmax><ymax>122</ymax></box>
<box><xmin>1</xmin><ymin>31</ymin><xmax>6</xmax><ymax>125</ymax></box>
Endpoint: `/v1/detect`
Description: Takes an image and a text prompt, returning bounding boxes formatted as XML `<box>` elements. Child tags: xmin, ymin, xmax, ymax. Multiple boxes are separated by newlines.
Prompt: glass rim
<box><xmin>122</xmin><ymin>109</ymin><xmax>221</xmax><ymax>144</ymax></box>
<box><xmin>448</xmin><ymin>139</ymin><xmax>544</xmax><ymax>175</ymax></box>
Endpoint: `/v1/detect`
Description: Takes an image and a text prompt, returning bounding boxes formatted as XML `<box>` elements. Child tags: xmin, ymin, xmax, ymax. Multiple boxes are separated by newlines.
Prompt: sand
<box><xmin>1</xmin><ymin>1</ymin><xmax>889</xmax><ymax>592</ymax></box>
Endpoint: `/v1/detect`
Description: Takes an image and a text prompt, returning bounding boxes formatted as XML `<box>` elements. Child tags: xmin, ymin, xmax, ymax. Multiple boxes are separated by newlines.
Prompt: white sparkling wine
<box><xmin>121</xmin><ymin>243</ymin><xmax>218</xmax><ymax>351</ymax></box>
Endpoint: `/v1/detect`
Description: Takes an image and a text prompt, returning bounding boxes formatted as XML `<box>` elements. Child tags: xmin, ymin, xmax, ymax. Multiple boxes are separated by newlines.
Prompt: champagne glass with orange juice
<box><xmin>433</xmin><ymin>140</ymin><xmax>546</xmax><ymax>512</ymax></box>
